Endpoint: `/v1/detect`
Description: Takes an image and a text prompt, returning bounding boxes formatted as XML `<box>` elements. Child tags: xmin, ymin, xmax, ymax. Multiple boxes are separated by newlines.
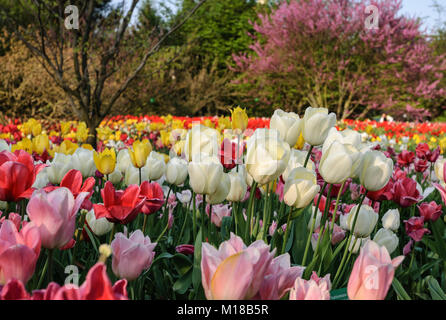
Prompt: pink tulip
<box><xmin>26</xmin><ymin>187</ymin><xmax>88</xmax><ymax>249</ymax></box>
<box><xmin>0</xmin><ymin>220</ymin><xmax>41</xmax><ymax>285</ymax></box>
<box><xmin>289</xmin><ymin>272</ymin><xmax>331</xmax><ymax>300</ymax></box>
<box><xmin>347</xmin><ymin>240</ymin><xmax>404</xmax><ymax>300</ymax></box>
<box><xmin>206</xmin><ymin>204</ymin><xmax>232</xmax><ymax>227</ymax></box>
<box><xmin>111</xmin><ymin>230</ymin><xmax>157</xmax><ymax>281</ymax></box>
<box><xmin>201</xmin><ymin>233</ymin><xmax>300</xmax><ymax>300</ymax></box>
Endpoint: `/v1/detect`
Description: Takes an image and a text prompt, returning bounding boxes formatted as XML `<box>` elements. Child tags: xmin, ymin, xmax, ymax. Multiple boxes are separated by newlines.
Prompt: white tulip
<box><xmin>322</xmin><ymin>127</ymin><xmax>361</xmax><ymax>155</ymax></box>
<box><xmin>269</xmin><ymin>109</ymin><xmax>302</xmax><ymax>147</ymax></box>
<box><xmin>86</xmin><ymin>208</ymin><xmax>113</xmax><ymax>236</ymax></box>
<box><xmin>117</xmin><ymin>148</ymin><xmax>132</xmax><ymax>173</ymax></box>
<box><xmin>184</xmin><ymin>125</ymin><xmax>220</xmax><ymax>162</ymax></box>
<box><xmin>381</xmin><ymin>209</ymin><xmax>400</xmax><ymax>231</ymax></box>
<box><xmin>166</xmin><ymin>157</ymin><xmax>188</xmax><ymax>186</ymax></box>
<box><xmin>188</xmin><ymin>154</ymin><xmax>223</xmax><ymax>195</ymax></box>
<box><xmin>145</xmin><ymin>151</ymin><xmax>166</xmax><ymax>181</ymax></box>
<box><xmin>340</xmin><ymin>204</ymin><xmax>378</xmax><ymax>237</ymax></box>
<box><xmin>32</xmin><ymin>168</ymin><xmax>49</xmax><ymax>189</ymax></box>
<box><xmin>319</xmin><ymin>141</ymin><xmax>353</xmax><ymax>184</ymax></box>
<box><xmin>284</xmin><ymin>167</ymin><xmax>320</xmax><ymax>208</ymax></box>
<box><xmin>246</xmin><ymin>129</ymin><xmax>290</xmax><ymax>185</ymax></box>
<box><xmin>226</xmin><ymin>168</ymin><xmax>248</xmax><ymax>202</ymax></box>
<box><xmin>358</xmin><ymin>150</ymin><xmax>393</xmax><ymax>191</ymax></box>
<box><xmin>282</xmin><ymin>149</ymin><xmax>315</xmax><ymax>181</ymax></box>
<box><xmin>434</xmin><ymin>158</ymin><xmax>446</xmax><ymax>184</ymax></box>
<box><xmin>107</xmin><ymin>169</ymin><xmax>123</xmax><ymax>185</ymax></box>
<box><xmin>46</xmin><ymin>153</ymin><xmax>73</xmax><ymax>184</ymax></box>
<box><xmin>0</xmin><ymin>139</ymin><xmax>10</xmax><ymax>152</ymax></box>
<box><xmin>348</xmin><ymin>235</ymin><xmax>370</xmax><ymax>254</ymax></box>
<box><xmin>176</xmin><ymin>190</ymin><xmax>192</xmax><ymax>206</ymax></box>
<box><xmin>124</xmin><ymin>165</ymin><xmax>148</xmax><ymax>186</ymax></box>
<box><xmin>71</xmin><ymin>147</ymin><xmax>96</xmax><ymax>178</ymax></box>
<box><xmin>207</xmin><ymin>172</ymin><xmax>231</xmax><ymax>205</ymax></box>
<box><xmin>301</xmin><ymin>107</ymin><xmax>336</xmax><ymax>146</ymax></box>
<box><xmin>373</xmin><ymin>228</ymin><xmax>399</xmax><ymax>254</ymax></box>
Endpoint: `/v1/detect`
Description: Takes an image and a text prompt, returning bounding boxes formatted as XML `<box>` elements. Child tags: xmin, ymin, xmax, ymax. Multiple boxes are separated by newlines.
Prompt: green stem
<box><xmin>244</xmin><ymin>181</ymin><xmax>258</xmax><ymax>243</ymax></box>
<box><xmin>192</xmin><ymin>192</ymin><xmax>197</xmax><ymax>241</ymax></box>
<box><xmin>142</xmin><ymin>214</ymin><xmax>149</xmax><ymax>234</ymax></box>
<box><xmin>155</xmin><ymin>217</ymin><xmax>170</xmax><ymax>243</ymax></box>
<box><xmin>109</xmin><ymin>223</ymin><xmax>117</xmax><ymax>245</ymax></box>
<box><xmin>72</xmin><ymin>209</ymin><xmax>87</xmax><ymax>264</ymax></box>
<box><xmin>329</xmin><ymin>181</ymin><xmax>346</xmax><ymax>240</ymax></box>
<box><xmin>302</xmin><ymin>181</ymin><xmax>327</xmax><ymax>266</ymax></box>
<box><xmin>47</xmin><ymin>249</ymin><xmax>54</xmax><ymax>283</ymax></box>
<box><xmin>281</xmin><ymin>207</ymin><xmax>294</xmax><ymax>254</ymax></box>
<box><xmin>36</xmin><ymin>255</ymin><xmax>49</xmax><ymax>289</ymax></box>
<box><xmin>303</xmin><ymin>145</ymin><xmax>314</xmax><ymax>168</ymax></box>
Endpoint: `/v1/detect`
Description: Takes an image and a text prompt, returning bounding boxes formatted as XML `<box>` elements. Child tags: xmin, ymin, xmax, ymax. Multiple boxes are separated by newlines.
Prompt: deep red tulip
<box><xmin>139</xmin><ymin>181</ymin><xmax>164</xmax><ymax>215</ymax></box>
<box><xmin>415</xmin><ymin>143</ymin><xmax>430</xmax><ymax>160</ymax></box>
<box><xmin>0</xmin><ymin>150</ymin><xmax>45</xmax><ymax>202</ymax></box>
<box><xmin>397</xmin><ymin>150</ymin><xmax>415</xmax><ymax>167</ymax></box>
<box><xmin>404</xmin><ymin>216</ymin><xmax>430</xmax><ymax>242</ymax></box>
<box><xmin>418</xmin><ymin>201</ymin><xmax>443</xmax><ymax>222</ymax></box>
<box><xmin>392</xmin><ymin>177</ymin><xmax>422</xmax><ymax>207</ymax></box>
<box><xmin>428</xmin><ymin>147</ymin><xmax>440</xmax><ymax>163</ymax></box>
<box><xmin>414</xmin><ymin>158</ymin><xmax>429</xmax><ymax>173</ymax></box>
<box><xmin>93</xmin><ymin>181</ymin><xmax>145</xmax><ymax>224</ymax></box>
<box><xmin>176</xmin><ymin>244</ymin><xmax>194</xmax><ymax>255</ymax></box>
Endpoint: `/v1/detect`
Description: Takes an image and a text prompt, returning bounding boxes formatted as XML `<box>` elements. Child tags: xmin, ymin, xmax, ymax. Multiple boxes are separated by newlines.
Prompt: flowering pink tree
<box><xmin>232</xmin><ymin>0</ymin><xmax>445</xmax><ymax>119</ymax></box>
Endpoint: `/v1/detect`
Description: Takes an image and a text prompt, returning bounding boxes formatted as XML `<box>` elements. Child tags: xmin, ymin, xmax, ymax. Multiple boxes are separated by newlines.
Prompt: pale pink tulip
<box><xmin>289</xmin><ymin>272</ymin><xmax>331</xmax><ymax>300</ymax></box>
<box><xmin>26</xmin><ymin>188</ymin><xmax>88</xmax><ymax>249</ymax></box>
<box><xmin>201</xmin><ymin>233</ymin><xmax>301</xmax><ymax>300</ymax></box>
<box><xmin>347</xmin><ymin>240</ymin><xmax>404</xmax><ymax>300</ymax></box>
<box><xmin>111</xmin><ymin>230</ymin><xmax>157</xmax><ymax>281</ymax></box>
<box><xmin>0</xmin><ymin>220</ymin><xmax>41</xmax><ymax>285</ymax></box>
<box><xmin>206</xmin><ymin>204</ymin><xmax>232</xmax><ymax>227</ymax></box>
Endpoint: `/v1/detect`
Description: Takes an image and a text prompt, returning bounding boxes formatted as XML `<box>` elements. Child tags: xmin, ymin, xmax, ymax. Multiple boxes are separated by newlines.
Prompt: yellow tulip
<box><xmin>12</xmin><ymin>138</ymin><xmax>33</xmax><ymax>154</ymax></box>
<box><xmin>54</xmin><ymin>140</ymin><xmax>78</xmax><ymax>155</ymax></box>
<box><xmin>76</xmin><ymin>122</ymin><xmax>89</xmax><ymax>143</ymax></box>
<box><xmin>31</xmin><ymin>122</ymin><xmax>42</xmax><ymax>137</ymax></box>
<box><xmin>32</xmin><ymin>134</ymin><xmax>50</xmax><ymax>155</ymax></box>
<box><xmin>94</xmin><ymin>148</ymin><xmax>116</xmax><ymax>175</ymax></box>
<box><xmin>128</xmin><ymin>140</ymin><xmax>152</xmax><ymax>168</ymax></box>
<box><xmin>231</xmin><ymin>107</ymin><xmax>248</xmax><ymax>132</ymax></box>
<box><xmin>61</xmin><ymin>122</ymin><xmax>71</xmax><ymax>135</ymax></box>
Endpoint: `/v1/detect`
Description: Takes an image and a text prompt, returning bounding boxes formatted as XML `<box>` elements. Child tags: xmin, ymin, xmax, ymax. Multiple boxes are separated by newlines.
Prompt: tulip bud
<box><xmin>128</xmin><ymin>140</ymin><xmax>152</xmax><ymax>168</ymax></box>
<box><xmin>373</xmin><ymin>228</ymin><xmax>399</xmax><ymax>254</ymax></box>
<box><xmin>319</xmin><ymin>141</ymin><xmax>353</xmax><ymax>184</ymax></box>
<box><xmin>381</xmin><ymin>209</ymin><xmax>400</xmax><ymax>231</ymax></box>
<box><xmin>188</xmin><ymin>155</ymin><xmax>223</xmax><ymax>195</ymax></box>
<box><xmin>116</xmin><ymin>148</ymin><xmax>132</xmax><ymax>173</ymax></box>
<box><xmin>322</xmin><ymin>127</ymin><xmax>361</xmax><ymax>155</ymax></box>
<box><xmin>358</xmin><ymin>150</ymin><xmax>393</xmax><ymax>191</ymax></box>
<box><xmin>340</xmin><ymin>204</ymin><xmax>378</xmax><ymax>237</ymax></box>
<box><xmin>270</xmin><ymin>109</ymin><xmax>302</xmax><ymax>147</ymax></box>
<box><xmin>231</xmin><ymin>106</ymin><xmax>249</xmax><ymax>132</ymax></box>
<box><xmin>166</xmin><ymin>157</ymin><xmax>188</xmax><ymax>186</ymax></box>
<box><xmin>434</xmin><ymin>158</ymin><xmax>446</xmax><ymax>184</ymax></box>
<box><xmin>301</xmin><ymin>107</ymin><xmax>336</xmax><ymax>146</ymax></box>
<box><xmin>282</xmin><ymin>149</ymin><xmax>314</xmax><ymax>181</ymax></box>
<box><xmin>207</xmin><ymin>172</ymin><xmax>231</xmax><ymax>205</ymax></box>
<box><xmin>72</xmin><ymin>147</ymin><xmax>96</xmax><ymax>178</ymax></box>
<box><xmin>107</xmin><ymin>169</ymin><xmax>123</xmax><ymax>185</ymax></box>
<box><xmin>93</xmin><ymin>148</ymin><xmax>116</xmax><ymax>175</ymax></box>
<box><xmin>86</xmin><ymin>208</ymin><xmax>114</xmax><ymax>236</ymax></box>
<box><xmin>284</xmin><ymin>167</ymin><xmax>320</xmax><ymax>208</ymax></box>
<box><xmin>226</xmin><ymin>168</ymin><xmax>248</xmax><ymax>202</ymax></box>
<box><xmin>144</xmin><ymin>151</ymin><xmax>166</xmax><ymax>181</ymax></box>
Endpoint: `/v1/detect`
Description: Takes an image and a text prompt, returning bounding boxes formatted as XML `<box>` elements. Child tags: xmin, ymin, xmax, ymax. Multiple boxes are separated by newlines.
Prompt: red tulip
<box><xmin>418</xmin><ymin>201</ymin><xmax>442</xmax><ymax>222</ymax></box>
<box><xmin>415</xmin><ymin>143</ymin><xmax>430</xmax><ymax>160</ymax></box>
<box><xmin>366</xmin><ymin>180</ymin><xmax>393</xmax><ymax>202</ymax></box>
<box><xmin>414</xmin><ymin>158</ymin><xmax>429</xmax><ymax>173</ymax></box>
<box><xmin>0</xmin><ymin>279</ymin><xmax>29</xmax><ymax>300</ymax></box>
<box><xmin>0</xmin><ymin>150</ymin><xmax>45</xmax><ymax>202</ymax></box>
<box><xmin>139</xmin><ymin>181</ymin><xmax>164</xmax><ymax>215</ymax></box>
<box><xmin>93</xmin><ymin>181</ymin><xmax>145</xmax><ymax>224</ymax></box>
<box><xmin>434</xmin><ymin>183</ymin><xmax>446</xmax><ymax>205</ymax></box>
<box><xmin>392</xmin><ymin>177</ymin><xmax>421</xmax><ymax>208</ymax></box>
<box><xmin>428</xmin><ymin>147</ymin><xmax>440</xmax><ymax>163</ymax></box>
<box><xmin>397</xmin><ymin>150</ymin><xmax>415</xmax><ymax>167</ymax></box>
<box><xmin>404</xmin><ymin>216</ymin><xmax>430</xmax><ymax>242</ymax></box>
<box><xmin>219</xmin><ymin>138</ymin><xmax>244</xmax><ymax>170</ymax></box>
<box><xmin>0</xmin><ymin>220</ymin><xmax>41</xmax><ymax>285</ymax></box>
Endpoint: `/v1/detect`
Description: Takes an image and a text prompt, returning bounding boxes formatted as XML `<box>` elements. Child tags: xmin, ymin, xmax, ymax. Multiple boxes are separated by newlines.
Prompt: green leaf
<box><xmin>427</xmin><ymin>276</ymin><xmax>446</xmax><ymax>300</ymax></box>
<box><xmin>430</xmin><ymin>220</ymin><xmax>446</xmax><ymax>260</ymax></box>
<box><xmin>173</xmin><ymin>270</ymin><xmax>193</xmax><ymax>295</ymax></box>
<box><xmin>392</xmin><ymin>278</ymin><xmax>412</xmax><ymax>300</ymax></box>
<box><xmin>290</xmin><ymin>205</ymin><xmax>311</xmax><ymax>264</ymax></box>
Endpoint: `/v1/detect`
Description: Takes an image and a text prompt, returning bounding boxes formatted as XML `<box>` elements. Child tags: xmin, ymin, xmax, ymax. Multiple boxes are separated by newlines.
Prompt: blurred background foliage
<box><xmin>0</xmin><ymin>0</ymin><xmax>445</xmax><ymax>122</ymax></box>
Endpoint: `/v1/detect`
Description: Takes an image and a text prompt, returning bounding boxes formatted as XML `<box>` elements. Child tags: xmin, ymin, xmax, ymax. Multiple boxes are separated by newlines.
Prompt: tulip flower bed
<box><xmin>0</xmin><ymin>107</ymin><xmax>446</xmax><ymax>300</ymax></box>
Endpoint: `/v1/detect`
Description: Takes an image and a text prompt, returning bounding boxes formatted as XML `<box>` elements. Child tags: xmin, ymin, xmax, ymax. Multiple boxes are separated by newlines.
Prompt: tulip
<box><xmin>144</xmin><ymin>151</ymin><xmax>166</xmax><ymax>181</ymax></box>
<box><xmin>246</xmin><ymin>129</ymin><xmax>290</xmax><ymax>185</ymax></box>
<box><xmin>319</xmin><ymin>141</ymin><xmax>353</xmax><ymax>184</ymax></box>
<box><xmin>184</xmin><ymin>125</ymin><xmax>220</xmax><ymax>162</ymax></box>
<box><xmin>404</xmin><ymin>216</ymin><xmax>430</xmax><ymax>242</ymax></box>
<box><xmin>93</xmin><ymin>148</ymin><xmax>116</xmax><ymax>175</ymax></box>
<box><xmin>392</xmin><ymin>177</ymin><xmax>422</xmax><ymax>207</ymax></box>
<box><xmin>85</xmin><ymin>208</ymin><xmax>114</xmax><ymax>236</ymax></box>
<box><xmin>347</xmin><ymin>240</ymin><xmax>404</xmax><ymax>300</ymax></box>
<box><xmin>201</xmin><ymin>233</ymin><xmax>275</xmax><ymax>300</ymax></box>
<box><xmin>107</xmin><ymin>169</ymin><xmax>123</xmax><ymax>185</ymax></box>
<box><xmin>269</xmin><ymin>109</ymin><xmax>302</xmax><ymax>147</ymax></box>
<box><xmin>0</xmin><ymin>150</ymin><xmax>45</xmax><ymax>202</ymax></box>
<box><xmin>231</xmin><ymin>107</ymin><xmax>249</xmax><ymax>132</ymax></box>
<box><xmin>176</xmin><ymin>190</ymin><xmax>192</xmax><ymax>206</ymax></box>
<box><xmin>128</xmin><ymin>140</ymin><xmax>152</xmax><ymax>169</ymax></box>
<box><xmin>32</xmin><ymin>134</ymin><xmax>50</xmax><ymax>155</ymax></box>
<box><xmin>124</xmin><ymin>165</ymin><xmax>148</xmax><ymax>186</ymax></box>
<box><xmin>206</xmin><ymin>204</ymin><xmax>232</xmax><ymax>227</ymax></box>
<box><xmin>175</xmin><ymin>244</ymin><xmax>194</xmax><ymax>255</ymax></box>
<box><xmin>284</xmin><ymin>167</ymin><xmax>320</xmax><ymax>208</ymax></box>
<box><xmin>397</xmin><ymin>150</ymin><xmax>415</xmax><ymax>167</ymax></box>
<box><xmin>27</xmin><ymin>187</ymin><xmax>88</xmax><ymax>249</ymax></box>
<box><xmin>46</xmin><ymin>153</ymin><xmax>74</xmax><ymax>184</ymax></box>
<box><xmin>289</xmin><ymin>272</ymin><xmax>331</xmax><ymax>300</ymax></box>
<box><xmin>219</xmin><ymin>138</ymin><xmax>243</xmax><ymax>170</ymax></box>
<box><xmin>322</xmin><ymin>127</ymin><xmax>361</xmax><ymax>155</ymax></box>
<box><xmin>116</xmin><ymin>148</ymin><xmax>133</xmax><ymax>174</ymax></box>
<box><xmin>340</xmin><ymin>204</ymin><xmax>378</xmax><ymax>237</ymax></box>
<box><xmin>434</xmin><ymin>158</ymin><xmax>446</xmax><ymax>184</ymax></box>
<box><xmin>165</xmin><ymin>157</ymin><xmax>188</xmax><ymax>186</ymax></box>
<box><xmin>381</xmin><ymin>209</ymin><xmax>400</xmax><ymax>231</ymax></box>
<box><xmin>358</xmin><ymin>150</ymin><xmax>393</xmax><ymax>191</ymax></box>
<box><xmin>93</xmin><ymin>181</ymin><xmax>145</xmax><ymax>224</ymax></box>
<box><xmin>418</xmin><ymin>201</ymin><xmax>442</xmax><ymax>222</ymax></box>
<box><xmin>188</xmin><ymin>155</ymin><xmax>223</xmax><ymax>195</ymax></box>
<box><xmin>139</xmin><ymin>181</ymin><xmax>164</xmax><ymax>215</ymax></box>
<box><xmin>373</xmin><ymin>228</ymin><xmax>399</xmax><ymax>254</ymax></box>
<box><xmin>347</xmin><ymin>235</ymin><xmax>370</xmax><ymax>254</ymax></box>
<box><xmin>207</xmin><ymin>172</ymin><xmax>231</xmax><ymax>205</ymax></box>
<box><xmin>301</xmin><ymin>107</ymin><xmax>336</xmax><ymax>146</ymax></box>
<box><xmin>415</xmin><ymin>143</ymin><xmax>431</xmax><ymax>160</ymax></box>
<box><xmin>71</xmin><ymin>147</ymin><xmax>96</xmax><ymax>178</ymax></box>
<box><xmin>111</xmin><ymin>230</ymin><xmax>157</xmax><ymax>281</ymax></box>
<box><xmin>226</xmin><ymin>168</ymin><xmax>248</xmax><ymax>202</ymax></box>
<box><xmin>0</xmin><ymin>220</ymin><xmax>41</xmax><ymax>285</ymax></box>
<box><xmin>282</xmin><ymin>149</ymin><xmax>315</xmax><ymax>181</ymax></box>
<box><xmin>0</xmin><ymin>140</ymin><xmax>10</xmax><ymax>152</ymax></box>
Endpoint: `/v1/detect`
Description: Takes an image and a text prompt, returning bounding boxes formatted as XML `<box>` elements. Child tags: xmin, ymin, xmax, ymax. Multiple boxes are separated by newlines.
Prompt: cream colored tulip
<box><xmin>282</xmin><ymin>149</ymin><xmax>315</xmax><ymax>182</ymax></box>
<box><xmin>188</xmin><ymin>155</ymin><xmax>223</xmax><ymax>195</ymax></box>
<box><xmin>340</xmin><ymin>204</ymin><xmax>378</xmax><ymax>237</ymax></box>
<box><xmin>184</xmin><ymin>125</ymin><xmax>220</xmax><ymax>162</ymax></box>
<box><xmin>301</xmin><ymin>107</ymin><xmax>336</xmax><ymax>146</ymax></box>
<box><xmin>283</xmin><ymin>167</ymin><xmax>320</xmax><ymax>208</ymax></box>
<box><xmin>270</xmin><ymin>109</ymin><xmax>302</xmax><ymax>147</ymax></box>
<box><xmin>319</xmin><ymin>141</ymin><xmax>353</xmax><ymax>184</ymax></box>
<box><xmin>358</xmin><ymin>150</ymin><xmax>393</xmax><ymax>191</ymax></box>
<box><xmin>166</xmin><ymin>157</ymin><xmax>188</xmax><ymax>186</ymax></box>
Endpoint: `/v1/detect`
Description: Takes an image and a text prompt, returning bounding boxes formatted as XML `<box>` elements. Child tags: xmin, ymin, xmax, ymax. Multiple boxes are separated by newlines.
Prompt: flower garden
<box><xmin>0</xmin><ymin>107</ymin><xmax>446</xmax><ymax>300</ymax></box>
